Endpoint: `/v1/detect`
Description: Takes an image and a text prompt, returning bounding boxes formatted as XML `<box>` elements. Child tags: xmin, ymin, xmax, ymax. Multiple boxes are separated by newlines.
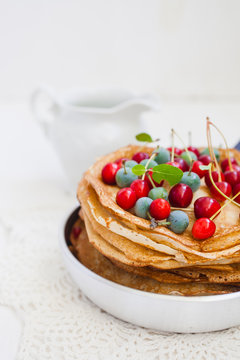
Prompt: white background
<box><xmin>1</xmin><ymin>1</ymin><xmax>240</xmax><ymax>359</ymax></box>
<box><xmin>1</xmin><ymin>0</ymin><xmax>240</xmax><ymax>102</ymax></box>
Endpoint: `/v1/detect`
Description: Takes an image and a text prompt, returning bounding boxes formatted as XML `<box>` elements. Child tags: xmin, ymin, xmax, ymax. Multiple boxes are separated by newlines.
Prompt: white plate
<box><xmin>60</xmin><ymin>207</ymin><xmax>240</xmax><ymax>333</ymax></box>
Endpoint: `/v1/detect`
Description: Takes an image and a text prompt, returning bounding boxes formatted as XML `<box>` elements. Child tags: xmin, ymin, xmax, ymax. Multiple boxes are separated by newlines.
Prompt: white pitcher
<box><xmin>31</xmin><ymin>86</ymin><xmax>160</xmax><ymax>190</ymax></box>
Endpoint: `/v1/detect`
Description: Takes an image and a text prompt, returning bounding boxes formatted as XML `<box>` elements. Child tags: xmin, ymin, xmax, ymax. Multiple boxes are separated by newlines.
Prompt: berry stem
<box><xmin>142</xmin><ymin>152</ymin><xmax>156</xmax><ymax>180</ymax></box>
<box><xmin>187</xmin><ymin>160</ymin><xmax>194</xmax><ymax>176</ymax></box>
<box><xmin>147</xmin><ymin>173</ymin><xmax>156</xmax><ymax>188</ymax></box>
<box><xmin>210</xmin><ymin>190</ymin><xmax>240</xmax><ymax>220</ymax></box>
<box><xmin>208</xmin><ymin>162</ymin><xmax>240</xmax><ymax>207</ymax></box>
<box><xmin>206</xmin><ymin>117</ymin><xmax>222</xmax><ymax>181</ymax></box>
<box><xmin>172</xmin><ymin>129</ymin><xmax>192</xmax><ymax>165</ymax></box>
<box><xmin>123</xmin><ymin>161</ymin><xmax>127</xmax><ymax>174</ymax></box>
<box><xmin>208</xmin><ymin>119</ymin><xmax>233</xmax><ymax>171</ymax></box>
<box><xmin>157</xmin><ymin>221</ymin><xmax>171</xmax><ymax>226</ymax></box>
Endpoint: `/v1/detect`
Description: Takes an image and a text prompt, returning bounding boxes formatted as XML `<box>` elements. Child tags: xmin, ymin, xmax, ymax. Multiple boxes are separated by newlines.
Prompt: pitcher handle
<box><xmin>31</xmin><ymin>86</ymin><xmax>59</xmax><ymax>136</ymax></box>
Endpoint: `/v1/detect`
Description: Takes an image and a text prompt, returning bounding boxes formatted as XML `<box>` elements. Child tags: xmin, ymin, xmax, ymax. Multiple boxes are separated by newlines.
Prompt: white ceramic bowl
<box><xmin>60</xmin><ymin>207</ymin><xmax>240</xmax><ymax>333</ymax></box>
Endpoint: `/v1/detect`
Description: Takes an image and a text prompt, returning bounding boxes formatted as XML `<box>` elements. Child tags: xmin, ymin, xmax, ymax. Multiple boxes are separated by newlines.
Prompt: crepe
<box><xmin>69</xmin><ymin>217</ymin><xmax>240</xmax><ymax>296</ymax></box>
<box><xmin>75</xmin><ymin>144</ymin><xmax>240</xmax><ymax>295</ymax></box>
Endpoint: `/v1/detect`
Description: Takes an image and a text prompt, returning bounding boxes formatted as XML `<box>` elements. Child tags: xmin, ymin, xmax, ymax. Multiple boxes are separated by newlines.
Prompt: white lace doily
<box><xmin>1</xmin><ymin>181</ymin><xmax>240</xmax><ymax>360</ymax></box>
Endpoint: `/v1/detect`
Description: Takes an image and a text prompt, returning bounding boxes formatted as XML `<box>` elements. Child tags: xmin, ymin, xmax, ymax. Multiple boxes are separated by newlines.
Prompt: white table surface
<box><xmin>1</xmin><ymin>100</ymin><xmax>240</xmax><ymax>359</ymax></box>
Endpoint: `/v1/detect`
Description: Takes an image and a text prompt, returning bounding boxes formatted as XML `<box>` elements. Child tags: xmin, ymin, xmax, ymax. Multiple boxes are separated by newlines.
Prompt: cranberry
<box><xmin>116</xmin><ymin>187</ymin><xmax>137</xmax><ymax>210</ymax></box>
<box><xmin>114</xmin><ymin>157</ymin><xmax>129</xmax><ymax>167</ymax></box>
<box><xmin>224</xmin><ymin>170</ymin><xmax>240</xmax><ymax>187</ymax></box>
<box><xmin>205</xmin><ymin>171</ymin><xmax>225</xmax><ymax>187</ymax></box>
<box><xmin>130</xmin><ymin>179</ymin><xmax>150</xmax><ymax>199</ymax></box>
<box><xmin>167</xmin><ymin>147</ymin><xmax>183</xmax><ymax>156</ymax></box>
<box><xmin>233</xmin><ymin>183</ymin><xmax>240</xmax><ymax>204</ymax></box>
<box><xmin>149</xmin><ymin>198</ymin><xmax>171</xmax><ymax>220</ymax></box>
<box><xmin>72</xmin><ymin>226</ymin><xmax>82</xmax><ymax>238</ymax></box>
<box><xmin>225</xmin><ymin>164</ymin><xmax>240</xmax><ymax>172</ymax></box>
<box><xmin>173</xmin><ymin>157</ymin><xmax>189</xmax><ymax>172</ymax></box>
<box><xmin>132</xmin><ymin>152</ymin><xmax>149</xmax><ymax>163</ymax></box>
<box><xmin>194</xmin><ymin>197</ymin><xmax>221</xmax><ymax>219</ymax></box>
<box><xmin>166</xmin><ymin>161</ymin><xmax>181</xmax><ymax>169</ymax></box>
<box><xmin>221</xmin><ymin>158</ymin><xmax>238</xmax><ymax>172</ymax></box>
<box><xmin>210</xmin><ymin>181</ymin><xmax>232</xmax><ymax>201</ymax></box>
<box><xmin>198</xmin><ymin>154</ymin><xmax>211</xmax><ymax>165</ymax></box>
<box><xmin>102</xmin><ymin>163</ymin><xmax>119</xmax><ymax>185</ymax></box>
<box><xmin>169</xmin><ymin>183</ymin><xmax>193</xmax><ymax>208</ymax></box>
<box><xmin>188</xmin><ymin>146</ymin><xmax>200</xmax><ymax>158</ymax></box>
<box><xmin>192</xmin><ymin>218</ymin><xmax>216</xmax><ymax>240</ymax></box>
<box><xmin>192</xmin><ymin>161</ymin><xmax>207</xmax><ymax>178</ymax></box>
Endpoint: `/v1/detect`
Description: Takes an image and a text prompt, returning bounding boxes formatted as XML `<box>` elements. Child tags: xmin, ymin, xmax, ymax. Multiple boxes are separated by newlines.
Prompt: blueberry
<box><xmin>180</xmin><ymin>171</ymin><xmax>201</xmax><ymax>192</ymax></box>
<box><xmin>124</xmin><ymin>160</ymin><xmax>138</xmax><ymax>168</ymax></box>
<box><xmin>134</xmin><ymin>197</ymin><xmax>153</xmax><ymax>219</ymax></box>
<box><xmin>167</xmin><ymin>210</ymin><xmax>189</xmax><ymax>234</ymax></box>
<box><xmin>201</xmin><ymin>148</ymin><xmax>220</xmax><ymax>162</ymax></box>
<box><xmin>140</xmin><ymin>159</ymin><xmax>158</xmax><ymax>169</ymax></box>
<box><xmin>148</xmin><ymin>187</ymin><xmax>168</xmax><ymax>200</ymax></box>
<box><xmin>115</xmin><ymin>168</ymin><xmax>138</xmax><ymax>188</ymax></box>
<box><xmin>154</xmin><ymin>148</ymin><xmax>170</xmax><ymax>164</ymax></box>
<box><xmin>181</xmin><ymin>151</ymin><xmax>197</xmax><ymax>165</ymax></box>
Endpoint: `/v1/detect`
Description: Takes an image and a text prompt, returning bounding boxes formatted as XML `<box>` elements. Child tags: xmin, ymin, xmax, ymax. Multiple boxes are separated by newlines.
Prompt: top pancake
<box><xmin>77</xmin><ymin>144</ymin><xmax>240</xmax><ymax>266</ymax></box>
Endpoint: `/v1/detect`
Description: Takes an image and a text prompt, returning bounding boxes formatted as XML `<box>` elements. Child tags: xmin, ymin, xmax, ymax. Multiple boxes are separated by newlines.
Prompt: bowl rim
<box><xmin>60</xmin><ymin>206</ymin><xmax>240</xmax><ymax>303</ymax></box>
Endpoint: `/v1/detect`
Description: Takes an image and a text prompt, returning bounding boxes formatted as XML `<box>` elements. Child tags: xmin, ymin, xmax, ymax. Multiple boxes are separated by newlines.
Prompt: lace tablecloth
<box><xmin>0</xmin><ymin>181</ymin><xmax>240</xmax><ymax>360</ymax></box>
<box><xmin>2</xmin><ymin>103</ymin><xmax>240</xmax><ymax>360</ymax></box>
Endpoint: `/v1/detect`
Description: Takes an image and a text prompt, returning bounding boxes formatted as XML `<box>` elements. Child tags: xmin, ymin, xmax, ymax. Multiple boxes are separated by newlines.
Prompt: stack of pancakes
<box><xmin>75</xmin><ymin>145</ymin><xmax>240</xmax><ymax>296</ymax></box>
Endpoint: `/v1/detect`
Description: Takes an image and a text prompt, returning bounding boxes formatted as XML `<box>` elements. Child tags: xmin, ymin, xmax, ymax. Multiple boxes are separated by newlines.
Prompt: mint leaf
<box><xmin>131</xmin><ymin>164</ymin><xmax>146</xmax><ymax>176</ymax></box>
<box><xmin>136</xmin><ymin>132</ymin><xmax>153</xmax><ymax>143</ymax></box>
<box><xmin>199</xmin><ymin>164</ymin><xmax>211</xmax><ymax>171</ymax></box>
<box><xmin>152</xmin><ymin>164</ymin><xmax>183</xmax><ymax>186</ymax></box>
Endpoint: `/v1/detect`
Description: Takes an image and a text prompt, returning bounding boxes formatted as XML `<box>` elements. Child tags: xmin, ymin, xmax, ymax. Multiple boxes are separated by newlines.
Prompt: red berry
<box><xmin>192</xmin><ymin>161</ymin><xmax>207</xmax><ymax>178</ymax></box>
<box><xmin>194</xmin><ymin>197</ymin><xmax>221</xmax><ymax>219</ymax></box>
<box><xmin>72</xmin><ymin>226</ymin><xmax>82</xmax><ymax>238</ymax></box>
<box><xmin>167</xmin><ymin>147</ymin><xmax>183</xmax><ymax>156</ymax></box>
<box><xmin>210</xmin><ymin>181</ymin><xmax>232</xmax><ymax>201</ymax></box>
<box><xmin>225</xmin><ymin>164</ymin><xmax>240</xmax><ymax>172</ymax></box>
<box><xmin>114</xmin><ymin>157</ymin><xmax>129</xmax><ymax>167</ymax></box>
<box><xmin>102</xmin><ymin>163</ymin><xmax>119</xmax><ymax>185</ymax></box>
<box><xmin>116</xmin><ymin>187</ymin><xmax>137</xmax><ymax>210</ymax></box>
<box><xmin>233</xmin><ymin>183</ymin><xmax>240</xmax><ymax>204</ymax></box>
<box><xmin>198</xmin><ymin>154</ymin><xmax>211</xmax><ymax>165</ymax></box>
<box><xmin>173</xmin><ymin>157</ymin><xmax>189</xmax><ymax>172</ymax></box>
<box><xmin>205</xmin><ymin>171</ymin><xmax>225</xmax><ymax>187</ymax></box>
<box><xmin>166</xmin><ymin>161</ymin><xmax>181</xmax><ymax>169</ymax></box>
<box><xmin>192</xmin><ymin>218</ymin><xmax>216</xmax><ymax>240</ymax></box>
<box><xmin>221</xmin><ymin>158</ymin><xmax>238</xmax><ymax>172</ymax></box>
<box><xmin>130</xmin><ymin>179</ymin><xmax>150</xmax><ymax>199</ymax></box>
<box><xmin>188</xmin><ymin>146</ymin><xmax>200</xmax><ymax>158</ymax></box>
<box><xmin>132</xmin><ymin>152</ymin><xmax>149</xmax><ymax>163</ymax></box>
<box><xmin>224</xmin><ymin>170</ymin><xmax>240</xmax><ymax>187</ymax></box>
<box><xmin>169</xmin><ymin>183</ymin><xmax>193</xmax><ymax>208</ymax></box>
<box><xmin>149</xmin><ymin>198</ymin><xmax>171</xmax><ymax>220</ymax></box>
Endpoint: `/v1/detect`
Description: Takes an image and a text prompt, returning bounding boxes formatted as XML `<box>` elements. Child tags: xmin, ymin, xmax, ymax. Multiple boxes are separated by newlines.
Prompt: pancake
<box><xmin>69</xmin><ymin>218</ymin><xmax>240</xmax><ymax>296</ymax></box>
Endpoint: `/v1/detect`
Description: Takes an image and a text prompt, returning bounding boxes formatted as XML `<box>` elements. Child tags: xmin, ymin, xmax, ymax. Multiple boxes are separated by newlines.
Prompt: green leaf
<box><xmin>131</xmin><ymin>164</ymin><xmax>146</xmax><ymax>176</ymax></box>
<box><xmin>135</xmin><ymin>132</ymin><xmax>153</xmax><ymax>143</ymax></box>
<box><xmin>199</xmin><ymin>164</ymin><xmax>211</xmax><ymax>171</ymax></box>
<box><xmin>152</xmin><ymin>164</ymin><xmax>183</xmax><ymax>186</ymax></box>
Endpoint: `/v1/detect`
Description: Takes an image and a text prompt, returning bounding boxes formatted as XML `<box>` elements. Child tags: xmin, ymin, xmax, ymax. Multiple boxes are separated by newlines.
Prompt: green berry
<box><xmin>124</xmin><ymin>160</ymin><xmax>138</xmax><ymax>168</ymax></box>
<box><xmin>148</xmin><ymin>187</ymin><xmax>168</xmax><ymax>200</ymax></box>
<box><xmin>140</xmin><ymin>159</ymin><xmax>158</xmax><ymax>169</ymax></box>
<box><xmin>116</xmin><ymin>168</ymin><xmax>138</xmax><ymax>188</ymax></box>
<box><xmin>181</xmin><ymin>151</ymin><xmax>197</xmax><ymax>165</ymax></box>
<box><xmin>154</xmin><ymin>148</ymin><xmax>170</xmax><ymax>164</ymax></box>
<box><xmin>180</xmin><ymin>172</ymin><xmax>201</xmax><ymax>192</ymax></box>
<box><xmin>134</xmin><ymin>197</ymin><xmax>152</xmax><ymax>219</ymax></box>
<box><xmin>167</xmin><ymin>210</ymin><xmax>189</xmax><ymax>234</ymax></box>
